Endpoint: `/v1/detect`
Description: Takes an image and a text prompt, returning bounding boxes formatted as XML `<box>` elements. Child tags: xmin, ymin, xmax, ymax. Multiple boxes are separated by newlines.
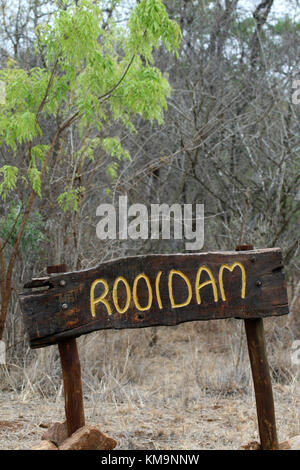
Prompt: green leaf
<box><xmin>0</xmin><ymin>165</ymin><xmax>18</xmax><ymax>200</ymax></box>
<box><xmin>102</xmin><ymin>137</ymin><xmax>131</xmax><ymax>161</ymax></box>
<box><xmin>57</xmin><ymin>187</ymin><xmax>84</xmax><ymax>212</ymax></box>
<box><xmin>28</xmin><ymin>167</ymin><xmax>42</xmax><ymax>197</ymax></box>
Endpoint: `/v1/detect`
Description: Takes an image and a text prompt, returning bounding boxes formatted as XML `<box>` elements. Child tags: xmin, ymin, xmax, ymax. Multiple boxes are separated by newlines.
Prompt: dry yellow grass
<box><xmin>0</xmin><ymin>319</ymin><xmax>299</xmax><ymax>450</ymax></box>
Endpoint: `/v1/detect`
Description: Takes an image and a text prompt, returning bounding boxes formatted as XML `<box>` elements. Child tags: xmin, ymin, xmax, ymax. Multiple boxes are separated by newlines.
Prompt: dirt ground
<box><xmin>0</xmin><ymin>321</ymin><xmax>299</xmax><ymax>450</ymax></box>
<box><xmin>0</xmin><ymin>386</ymin><xmax>299</xmax><ymax>450</ymax></box>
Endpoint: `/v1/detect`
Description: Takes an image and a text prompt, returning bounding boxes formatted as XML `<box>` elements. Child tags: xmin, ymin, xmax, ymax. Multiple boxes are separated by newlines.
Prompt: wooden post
<box><xmin>58</xmin><ymin>338</ymin><xmax>85</xmax><ymax>436</ymax></box>
<box><xmin>236</xmin><ymin>245</ymin><xmax>279</xmax><ymax>450</ymax></box>
<box><xmin>47</xmin><ymin>265</ymin><xmax>85</xmax><ymax>437</ymax></box>
<box><xmin>244</xmin><ymin>318</ymin><xmax>278</xmax><ymax>449</ymax></box>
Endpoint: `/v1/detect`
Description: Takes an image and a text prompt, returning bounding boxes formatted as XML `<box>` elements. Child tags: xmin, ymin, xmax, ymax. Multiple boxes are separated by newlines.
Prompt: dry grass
<box><xmin>0</xmin><ymin>318</ymin><xmax>299</xmax><ymax>450</ymax></box>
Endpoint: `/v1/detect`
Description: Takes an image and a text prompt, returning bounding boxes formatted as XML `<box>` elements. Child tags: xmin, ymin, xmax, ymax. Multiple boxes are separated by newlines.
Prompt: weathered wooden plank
<box><xmin>19</xmin><ymin>248</ymin><xmax>289</xmax><ymax>348</ymax></box>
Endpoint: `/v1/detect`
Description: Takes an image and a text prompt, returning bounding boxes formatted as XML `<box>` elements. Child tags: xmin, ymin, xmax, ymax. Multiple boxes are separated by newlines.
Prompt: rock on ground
<box><xmin>31</xmin><ymin>440</ymin><xmax>58</xmax><ymax>450</ymax></box>
<box><xmin>279</xmin><ymin>435</ymin><xmax>300</xmax><ymax>450</ymax></box>
<box><xmin>59</xmin><ymin>425</ymin><xmax>117</xmax><ymax>450</ymax></box>
<box><xmin>42</xmin><ymin>421</ymin><xmax>68</xmax><ymax>446</ymax></box>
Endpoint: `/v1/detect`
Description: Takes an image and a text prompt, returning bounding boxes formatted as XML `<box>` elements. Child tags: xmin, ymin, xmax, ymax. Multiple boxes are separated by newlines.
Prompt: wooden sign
<box><xmin>19</xmin><ymin>246</ymin><xmax>290</xmax><ymax>450</ymax></box>
<box><xmin>19</xmin><ymin>248</ymin><xmax>288</xmax><ymax>349</ymax></box>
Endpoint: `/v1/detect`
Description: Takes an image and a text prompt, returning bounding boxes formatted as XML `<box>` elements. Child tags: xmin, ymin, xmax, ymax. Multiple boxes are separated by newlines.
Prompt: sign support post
<box><xmin>47</xmin><ymin>264</ymin><xmax>85</xmax><ymax>437</ymax></box>
<box><xmin>244</xmin><ymin>317</ymin><xmax>278</xmax><ymax>449</ymax></box>
<box><xmin>236</xmin><ymin>245</ymin><xmax>278</xmax><ymax>450</ymax></box>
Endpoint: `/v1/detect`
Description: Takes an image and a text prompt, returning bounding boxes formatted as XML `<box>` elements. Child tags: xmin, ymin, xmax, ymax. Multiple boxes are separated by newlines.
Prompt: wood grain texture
<box><xmin>58</xmin><ymin>338</ymin><xmax>85</xmax><ymax>436</ymax></box>
<box><xmin>19</xmin><ymin>248</ymin><xmax>289</xmax><ymax>349</ymax></box>
<box><xmin>238</xmin><ymin>245</ymin><xmax>278</xmax><ymax>450</ymax></box>
<box><xmin>48</xmin><ymin>263</ymin><xmax>85</xmax><ymax>436</ymax></box>
<box><xmin>244</xmin><ymin>318</ymin><xmax>278</xmax><ymax>450</ymax></box>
